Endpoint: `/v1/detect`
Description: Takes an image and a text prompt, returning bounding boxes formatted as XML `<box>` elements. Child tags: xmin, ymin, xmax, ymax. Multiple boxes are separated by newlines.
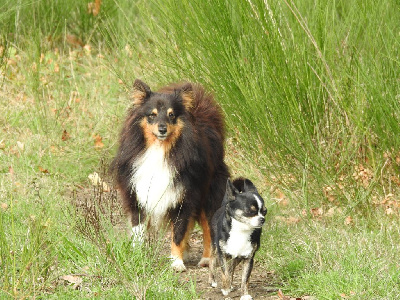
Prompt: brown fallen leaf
<box><xmin>61</xmin><ymin>274</ymin><xmax>83</xmax><ymax>290</ymax></box>
<box><xmin>310</xmin><ymin>207</ymin><xmax>323</xmax><ymax>218</ymax></box>
<box><xmin>8</xmin><ymin>166</ymin><xmax>14</xmax><ymax>176</ymax></box>
<box><xmin>1</xmin><ymin>203</ymin><xmax>8</xmax><ymax>211</ymax></box>
<box><xmin>66</xmin><ymin>34</ymin><xmax>84</xmax><ymax>48</ymax></box>
<box><xmin>38</xmin><ymin>166</ymin><xmax>49</xmax><ymax>174</ymax></box>
<box><xmin>93</xmin><ymin>134</ymin><xmax>104</xmax><ymax>149</ymax></box>
<box><xmin>277</xmin><ymin>289</ymin><xmax>290</xmax><ymax>300</ymax></box>
<box><xmin>61</xmin><ymin>130</ymin><xmax>70</xmax><ymax>141</ymax></box>
<box><xmin>344</xmin><ymin>216</ymin><xmax>353</xmax><ymax>225</ymax></box>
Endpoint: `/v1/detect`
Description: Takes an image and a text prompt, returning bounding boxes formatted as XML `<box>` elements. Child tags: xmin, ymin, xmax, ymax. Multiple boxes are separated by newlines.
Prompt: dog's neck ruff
<box><xmin>130</xmin><ymin>143</ymin><xmax>183</xmax><ymax>226</ymax></box>
<box><xmin>223</xmin><ymin>218</ymin><xmax>254</xmax><ymax>258</ymax></box>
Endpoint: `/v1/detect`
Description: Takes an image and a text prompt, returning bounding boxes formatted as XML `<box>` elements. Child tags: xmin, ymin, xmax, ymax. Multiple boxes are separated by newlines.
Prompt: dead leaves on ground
<box><xmin>93</xmin><ymin>134</ymin><xmax>104</xmax><ymax>149</ymax></box>
<box><xmin>277</xmin><ymin>289</ymin><xmax>316</xmax><ymax>300</ymax></box>
<box><xmin>373</xmin><ymin>193</ymin><xmax>400</xmax><ymax>216</ymax></box>
<box><xmin>1</xmin><ymin>202</ymin><xmax>8</xmax><ymax>211</ymax></box>
<box><xmin>61</xmin><ymin>130</ymin><xmax>70</xmax><ymax>141</ymax></box>
<box><xmin>274</xmin><ymin>206</ymin><xmax>355</xmax><ymax>226</ymax></box>
<box><xmin>60</xmin><ymin>130</ymin><xmax>105</xmax><ymax>150</ymax></box>
<box><xmin>38</xmin><ymin>166</ymin><xmax>49</xmax><ymax>174</ymax></box>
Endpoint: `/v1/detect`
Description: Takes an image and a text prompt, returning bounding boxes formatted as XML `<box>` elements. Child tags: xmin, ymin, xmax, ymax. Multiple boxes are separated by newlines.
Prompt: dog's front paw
<box><xmin>221</xmin><ymin>288</ymin><xmax>232</xmax><ymax>296</ymax></box>
<box><xmin>170</xmin><ymin>257</ymin><xmax>187</xmax><ymax>272</ymax></box>
<box><xmin>209</xmin><ymin>280</ymin><xmax>217</xmax><ymax>288</ymax></box>
<box><xmin>240</xmin><ymin>295</ymin><xmax>253</xmax><ymax>300</ymax></box>
<box><xmin>197</xmin><ymin>257</ymin><xmax>210</xmax><ymax>267</ymax></box>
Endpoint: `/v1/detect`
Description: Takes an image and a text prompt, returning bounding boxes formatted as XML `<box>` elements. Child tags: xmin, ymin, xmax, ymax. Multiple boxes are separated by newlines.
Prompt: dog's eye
<box><xmin>148</xmin><ymin>113</ymin><xmax>157</xmax><ymax>119</ymax></box>
<box><xmin>250</xmin><ymin>205</ymin><xmax>257</xmax><ymax>212</ymax></box>
<box><xmin>168</xmin><ymin>112</ymin><xmax>175</xmax><ymax>119</ymax></box>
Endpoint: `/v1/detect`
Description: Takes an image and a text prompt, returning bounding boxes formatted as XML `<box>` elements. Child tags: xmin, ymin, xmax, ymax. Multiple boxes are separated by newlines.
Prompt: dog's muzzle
<box><xmin>157</xmin><ymin>124</ymin><xmax>168</xmax><ymax>140</ymax></box>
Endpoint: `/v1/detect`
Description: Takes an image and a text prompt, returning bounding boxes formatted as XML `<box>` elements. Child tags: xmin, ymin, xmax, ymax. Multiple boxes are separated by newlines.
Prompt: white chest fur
<box><xmin>130</xmin><ymin>144</ymin><xmax>183</xmax><ymax>224</ymax></box>
<box><xmin>223</xmin><ymin>219</ymin><xmax>254</xmax><ymax>258</ymax></box>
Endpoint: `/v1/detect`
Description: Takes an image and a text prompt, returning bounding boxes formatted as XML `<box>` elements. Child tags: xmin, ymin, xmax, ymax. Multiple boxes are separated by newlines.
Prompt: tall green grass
<box><xmin>115</xmin><ymin>0</ymin><xmax>400</xmax><ymax>210</ymax></box>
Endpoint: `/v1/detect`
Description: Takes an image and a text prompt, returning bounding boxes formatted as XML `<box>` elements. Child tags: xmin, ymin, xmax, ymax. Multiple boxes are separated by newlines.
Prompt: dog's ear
<box><xmin>243</xmin><ymin>178</ymin><xmax>258</xmax><ymax>193</ymax></box>
<box><xmin>226</xmin><ymin>179</ymin><xmax>239</xmax><ymax>201</ymax></box>
<box><xmin>132</xmin><ymin>79</ymin><xmax>151</xmax><ymax>106</ymax></box>
<box><xmin>179</xmin><ymin>83</ymin><xmax>194</xmax><ymax>110</ymax></box>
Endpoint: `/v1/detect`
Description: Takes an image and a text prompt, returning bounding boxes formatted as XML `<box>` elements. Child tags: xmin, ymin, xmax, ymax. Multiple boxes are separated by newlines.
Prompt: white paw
<box><xmin>131</xmin><ymin>224</ymin><xmax>144</xmax><ymax>247</ymax></box>
<box><xmin>221</xmin><ymin>288</ymin><xmax>231</xmax><ymax>296</ymax></box>
<box><xmin>210</xmin><ymin>281</ymin><xmax>217</xmax><ymax>288</ymax></box>
<box><xmin>240</xmin><ymin>295</ymin><xmax>253</xmax><ymax>300</ymax></box>
<box><xmin>197</xmin><ymin>257</ymin><xmax>210</xmax><ymax>267</ymax></box>
<box><xmin>170</xmin><ymin>257</ymin><xmax>186</xmax><ymax>272</ymax></box>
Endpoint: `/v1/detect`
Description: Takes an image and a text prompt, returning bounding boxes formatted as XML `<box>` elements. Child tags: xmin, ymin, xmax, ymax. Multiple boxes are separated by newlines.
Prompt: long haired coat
<box><xmin>111</xmin><ymin>79</ymin><xmax>229</xmax><ymax>271</ymax></box>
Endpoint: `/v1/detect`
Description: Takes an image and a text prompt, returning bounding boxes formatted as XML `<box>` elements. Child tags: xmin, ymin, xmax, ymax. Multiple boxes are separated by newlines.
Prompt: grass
<box><xmin>1</xmin><ymin>0</ymin><xmax>400</xmax><ymax>298</ymax></box>
<box><xmin>259</xmin><ymin>205</ymin><xmax>400</xmax><ymax>298</ymax></box>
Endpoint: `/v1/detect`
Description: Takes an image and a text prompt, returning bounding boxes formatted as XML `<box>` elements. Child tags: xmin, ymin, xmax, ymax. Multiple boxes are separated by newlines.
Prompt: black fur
<box><xmin>209</xmin><ymin>178</ymin><xmax>267</xmax><ymax>299</ymax></box>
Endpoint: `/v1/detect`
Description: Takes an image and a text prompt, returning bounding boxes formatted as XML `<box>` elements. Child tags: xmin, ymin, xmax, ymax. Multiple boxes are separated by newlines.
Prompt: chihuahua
<box><xmin>209</xmin><ymin>178</ymin><xmax>267</xmax><ymax>300</ymax></box>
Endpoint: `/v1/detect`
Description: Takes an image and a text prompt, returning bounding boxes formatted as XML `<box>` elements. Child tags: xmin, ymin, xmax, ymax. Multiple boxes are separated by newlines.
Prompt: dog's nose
<box><xmin>260</xmin><ymin>218</ymin><xmax>265</xmax><ymax>225</ymax></box>
<box><xmin>158</xmin><ymin>124</ymin><xmax>167</xmax><ymax>135</ymax></box>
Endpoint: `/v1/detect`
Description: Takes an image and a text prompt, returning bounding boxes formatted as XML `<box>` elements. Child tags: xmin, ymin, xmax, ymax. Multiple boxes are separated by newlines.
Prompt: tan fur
<box><xmin>164</xmin><ymin>119</ymin><xmax>184</xmax><ymax>154</ymax></box>
<box><xmin>171</xmin><ymin>218</ymin><xmax>195</xmax><ymax>260</ymax></box>
<box><xmin>199</xmin><ymin>210</ymin><xmax>212</xmax><ymax>263</ymax></box>
<box><xmin>181</xmin><ymin>89</ymin><xmax>194</xmax><ymax>110</ymax></box>
<box><xmin>132</xmin><ymin>80</ymin><xmax>150</xmax><ymax>106</ymax></box>
<box><xmin>140</xmin><ymin>118</ymin><xmax>158</xmax><ymax>147</ymax></box>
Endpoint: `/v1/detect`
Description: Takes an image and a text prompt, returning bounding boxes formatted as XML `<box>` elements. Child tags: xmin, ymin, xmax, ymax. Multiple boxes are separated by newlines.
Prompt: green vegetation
<box><xmin>1</xmin><ymin>0</ymin><xmax>399</xmax><ymax>298</ymax></box>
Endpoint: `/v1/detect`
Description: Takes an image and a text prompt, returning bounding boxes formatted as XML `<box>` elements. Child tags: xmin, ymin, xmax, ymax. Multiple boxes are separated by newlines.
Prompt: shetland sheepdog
<box><xmin>111</xmin><ymin>79</ymin><xmax>229</xmax><ymax>271</ymax></box>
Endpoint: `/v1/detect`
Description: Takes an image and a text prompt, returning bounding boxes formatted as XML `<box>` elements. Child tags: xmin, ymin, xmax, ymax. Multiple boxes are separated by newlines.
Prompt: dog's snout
<box><xmin>158</xmin><ymin>124</ymin><xmax>167</xmax><ymax>135</ymax></box>
<box><xmin>260</xmin><ymin>218</ymin><xmax>265</xmax><ymax>225</ymax></box>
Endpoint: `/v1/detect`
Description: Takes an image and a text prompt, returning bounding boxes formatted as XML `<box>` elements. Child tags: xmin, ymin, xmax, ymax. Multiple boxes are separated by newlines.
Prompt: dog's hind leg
<box><xmin>170</xmin><ymin>217</ymin><xmax>195</xmax><ymax>272</ymax></box>
<box><xmin>198</xmin><ymin>210</ymin><xmax>212</xmax><ymax>267</ymax></box>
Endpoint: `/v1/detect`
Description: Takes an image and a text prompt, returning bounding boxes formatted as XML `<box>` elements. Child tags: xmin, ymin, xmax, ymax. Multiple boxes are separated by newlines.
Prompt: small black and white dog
<box><xmin>209</xmin><ymin>178</ymin><xmax>267</xmax><ymax>300</ymax></box>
